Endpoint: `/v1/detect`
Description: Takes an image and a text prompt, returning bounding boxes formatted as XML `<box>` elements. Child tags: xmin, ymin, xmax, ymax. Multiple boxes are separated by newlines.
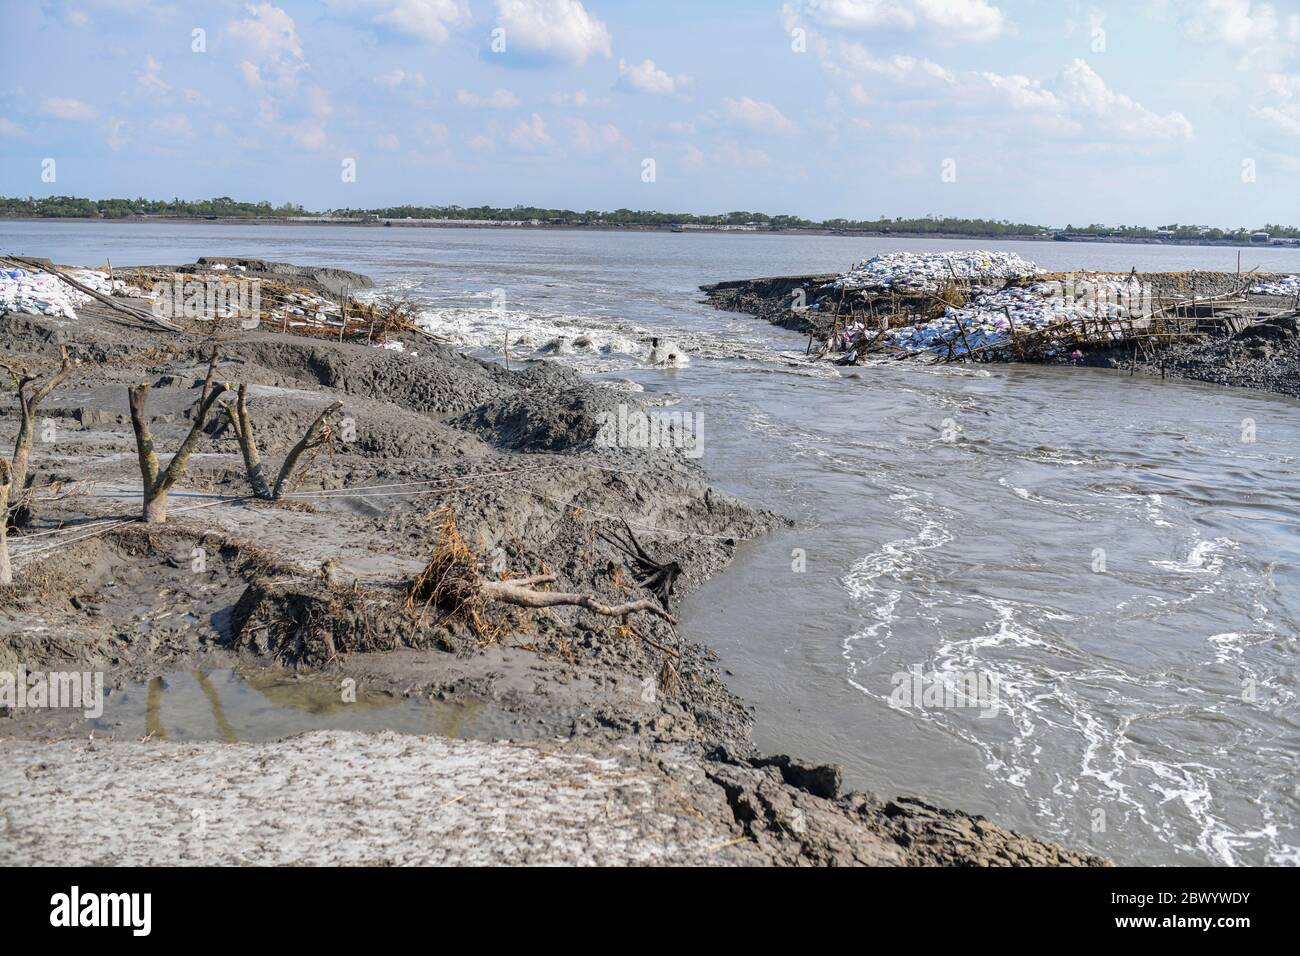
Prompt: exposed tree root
<box><xmin>407</xmin><ymin>506</ymin><xmax>677</xmax><ymax>646</ymax></box>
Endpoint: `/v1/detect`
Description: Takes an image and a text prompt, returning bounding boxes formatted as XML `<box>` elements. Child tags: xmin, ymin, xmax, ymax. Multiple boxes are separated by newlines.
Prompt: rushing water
<box><xmin>5</xmin><ymin>222</ymin><xmax>1298</xmax><ymax>866</ymax></box>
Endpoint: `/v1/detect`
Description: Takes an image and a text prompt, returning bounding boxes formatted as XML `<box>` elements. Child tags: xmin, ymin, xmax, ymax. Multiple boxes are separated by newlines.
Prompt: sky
<box><xmin>2</xmin><ymin>0</ymin><xmax>1300</xmax><ymax>228</ymax></box>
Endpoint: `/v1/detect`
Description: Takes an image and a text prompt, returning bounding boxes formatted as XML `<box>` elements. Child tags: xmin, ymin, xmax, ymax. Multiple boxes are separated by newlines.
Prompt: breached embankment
<box><xmin>702</xmin><ymin>255</ymin><xmax>1300</xmax><ymax>398</ymax></box>
<box><xmin>0</xmin><ymin>257</ymin><xmax>1106</xmax><ymax>866</ymax></box>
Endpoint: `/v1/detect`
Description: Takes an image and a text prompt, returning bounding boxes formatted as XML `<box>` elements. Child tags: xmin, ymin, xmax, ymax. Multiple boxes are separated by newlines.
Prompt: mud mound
<box><xmin>452</xmin><ymin>362</ymin><xmax>633</xmax><ymax>452</ymax></box>
<box><xmin>190</xmin><ymin>258</ymin><xmax>374</xmax><ymax>297</ymax></box>
<box><xmin>226</xmin><ymin>338</ymin><xmax>508</xmax><ymax>416</ymax></box>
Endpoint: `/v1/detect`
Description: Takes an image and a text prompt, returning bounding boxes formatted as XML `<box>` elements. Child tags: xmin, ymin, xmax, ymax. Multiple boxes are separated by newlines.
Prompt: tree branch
<box><xmin>155</xmin><ymin>352</ymin><xmax>228</xmax><ymax>495</ymax></box>
<box><xmin>226</xmin><ymin>385</ymin><xmax>272</xmax><ymax>499</ymax></box>
<box><xmin>480</xmin><ymin>574</ymin><xmax>677</xmax><ymax>624</ymax></box>
<box><xmin>9</xmin><ymin>346</ymin><xmax>76</xmax><ymax>492</ymax></box>
<box><xmin>0</xmin><ymin>459</ymin><xmax>11</xmax><ymax>586</ymax></box>
<box><xmin>272</xmin><ymin>401</ymin><xmax>343</xmax><ymax>499</ymax></box>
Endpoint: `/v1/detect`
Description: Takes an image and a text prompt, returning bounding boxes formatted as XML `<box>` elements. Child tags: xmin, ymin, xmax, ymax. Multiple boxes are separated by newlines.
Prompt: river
<box><xmin>4</xmin><ymin>221</ymin><xmax>1297</xmax><ymax>866</ymax></box>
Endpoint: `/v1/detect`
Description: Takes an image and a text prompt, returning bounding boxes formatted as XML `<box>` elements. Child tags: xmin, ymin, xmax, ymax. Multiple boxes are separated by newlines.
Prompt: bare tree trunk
<box><xmin>127</xmin><ymin>351</ymin><xmax>228</xmax><ymax>524</ymax></box>
<box><xmin>5</xmin><ymin>346</ymin><xmax>75</xmax><ymax>492</ymax></box>
<box><xmin>226</xmin><ymin>384</ymin><xmax>272</xmax><ymax>499</ymax></box>
<box><xmin>272</xmin><ymin>401</ymin><xmax>343</xmax><ymax>500</ymax></box>
<box><xmin>0</xmin><ymin>459</ymin><xmax>11</xmax><ymax>586</ymax></box>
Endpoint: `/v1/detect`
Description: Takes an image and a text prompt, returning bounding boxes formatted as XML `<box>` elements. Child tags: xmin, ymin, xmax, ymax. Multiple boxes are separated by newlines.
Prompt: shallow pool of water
<box><xmin>93</xmin><ymin>670</ymin><xmax>497</xmax><ymax>744</ymax></box>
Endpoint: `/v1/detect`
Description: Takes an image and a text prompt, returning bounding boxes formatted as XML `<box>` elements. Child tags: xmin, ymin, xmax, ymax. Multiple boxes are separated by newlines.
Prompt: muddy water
<box><xmin>6</xmin><ymin>222</ymin><xmax>1298</xmax><ymax>865</ymax></box>
<box><xmin>92</xmin><ymin>670</ymin><xmax>496</xmax><ymax>743</ymax></box>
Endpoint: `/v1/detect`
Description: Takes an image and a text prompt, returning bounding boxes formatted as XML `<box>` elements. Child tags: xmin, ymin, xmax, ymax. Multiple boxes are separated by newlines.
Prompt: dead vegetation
<box><xmin>407</xmin><ymin>506</ymin><xmax>676</xmax><ymax>647</ymax></box>
<box><xmin>115</xmin><ymin>263</ymin><xmax>438</xmax><ymax>347</ymax></box>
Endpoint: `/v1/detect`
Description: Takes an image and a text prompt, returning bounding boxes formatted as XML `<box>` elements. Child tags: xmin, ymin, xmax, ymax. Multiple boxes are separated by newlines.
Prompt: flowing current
<box><xmin>6</xmin><ymin>222</ymin><xmax>1297</xmax><ymax>866</ymax></box>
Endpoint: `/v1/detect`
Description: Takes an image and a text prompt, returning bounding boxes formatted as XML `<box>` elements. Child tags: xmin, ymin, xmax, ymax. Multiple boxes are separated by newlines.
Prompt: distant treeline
<box><xmin>3</xmin><ymin>195</ymin><xmax>1298</xmax><ymax>239</ymax></box>
<box><xmin>0</xmin><ymin>196</ymin><xmax>311</xmax><ymax>219</ymax></box>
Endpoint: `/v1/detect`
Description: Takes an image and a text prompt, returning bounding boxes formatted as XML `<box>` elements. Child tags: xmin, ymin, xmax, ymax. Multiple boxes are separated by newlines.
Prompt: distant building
<box><xmin>1251</xmin><ymin>231</ymin><xmax>1271</xmax><ymax>243</ymax></box>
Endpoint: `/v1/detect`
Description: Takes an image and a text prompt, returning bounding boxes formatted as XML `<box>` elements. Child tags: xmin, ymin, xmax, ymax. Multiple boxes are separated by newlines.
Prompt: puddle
<box><xmin>91</xmin><ymin>670</ymin><xmax>512</xmax><ymax>743</ymax></box>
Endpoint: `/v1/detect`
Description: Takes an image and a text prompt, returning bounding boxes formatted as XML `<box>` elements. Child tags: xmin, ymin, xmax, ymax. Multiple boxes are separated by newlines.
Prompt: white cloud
<box><xmin>1178</xmin><ymin>0</ymin><xmax>1299</xmax><ymax>68</ymax></box>
<box><xmin>106</xmin><ymin>117</ymin><xmax>129</xmax><ymax>151</ymax></box>
<box><xmin>495</xmin><ymin>0</ymin><xmax>613</xmax><ymax>65</ymax></box>
<box><xmin>789</xmin><ymin>0</ymin><xmax>1006</xmax><ymax>43</ymax></box>
<box><xmin>226</xmin><ymin>3</ymin><xmax>305</xmax><ymax>93</ymax></box>
<box><xmin>830</xmin><ymin>44</ymin><xmax>1191</xmax><ymax>142</ymax></box>
<box><xmin>509</xmin><ymin>113</ymin><xmax>552</xmax><ymax>150</ymax></box>
<box><xmin>371</xmin><ymin>0</ymin><xmax>468</xmax><ymax>42</ymax></box>
<box><xmin>723</xmin><ymin>96</ymin><xmax>797</xmax><ymax>134</ymax></box>
<box><xmin>292</xmin><ymin>123</ymin><xmax>328</xmax><ymax>149</ymax></box>
<box><xmin>617</xmin><ymin>58</ymin><xmax>691</xmax><ymax>96</ymax></box>
<box><xmin>0</xmin><ymin>117</ymin><xmax>24</xmax><ymax>137</ymax></box>
<box><xmin>374</xmin><ymin>69</ymin><xmax>426</xmax><ymax>88</ymax></box>
<box><xmin>42</xmin><ymin>97</ymin><xmax>98</xmax><ymax>120</ymax></box>
<box><xmin>716</xmin><ymin>141</ymin><xmax>771</xmax><ymax>168</ymax></box>
<box><xmin>835</xmin><ymin>45</ymin><xmax>954</xmax><ymax>85</ymax></box>
<box><xmin>548</xmin><ymin>89</ymin><xmax>584</xmax><ymax>106</ymax></box>
<box><xmin>1252</xmin><ymin>73</ymin><xmax>1300</xmax><ymax>134</ymax></box>
<box><xmin>138</xmin><ymin>55</ymin><xmax>170</xmax><ymax>92</ymax></box>
<box><xmin>420</xmin><ymin>121</ymin><xmax>449</xmax><ymax>144</ymax></box>
<box><xmin>457</xmin><ymin>88</ymin><xmax>521</xmax><ymax>108</ymax></box>
<box><xmin>227</xmin><ymin>3</ymin><xmax>303</xmax><ymax>61</ymax></box>
<box><xmin>1060</xmin><ymin>59</ymin><xmax>1193</xmax><ymax>140</ymax></box>
<box><xmin>376</xmin><ymin>132</ymin><xmax>402</xmax><ymax>150</ymax></box>
<box><xmin>567</xmin><ymin>117</ymin><xmax>623</xmax><ymax>150</ymax></box>
<box><xmin>151</xmin><ymin>113</ymin><xmax>195</xmax><ymax>139</ymax></box>
<box><xmin>978</xmin><ymin>71</ymin><xmax>1060</xmax><ymax>111</ymax></box>
<box><xmin>307</xmin><ymin>86</ymin><xmax>333</xmax><ymax>116</ymax></box>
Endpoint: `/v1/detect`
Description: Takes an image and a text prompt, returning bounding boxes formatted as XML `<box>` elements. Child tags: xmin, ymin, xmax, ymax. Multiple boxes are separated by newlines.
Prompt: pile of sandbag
<box><xmin>1250</xmin><ymin>275</ymin><xmax>1300</xmax><ymax>297</ymax></box>
<box><xmin>0</xmin><ymin>267</ymin><xmax>128</xmax><ymax>319</ymax></box>
<box><xmin>880</xmin><ymin>275</ymin><xmax>1146</xmax><ymax>356</ymax></box>
<box><xmin>834</xmin><ymin>250</ymin><xmax>1045</xmax><ymax>293</ymax></box>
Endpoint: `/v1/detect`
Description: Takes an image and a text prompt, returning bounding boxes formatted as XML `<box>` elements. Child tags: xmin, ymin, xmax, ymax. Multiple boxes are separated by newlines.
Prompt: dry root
<box><xmin>407</xmin><ymin>506</ymin><xmax>677</xmax><ymax>645</ymax></box>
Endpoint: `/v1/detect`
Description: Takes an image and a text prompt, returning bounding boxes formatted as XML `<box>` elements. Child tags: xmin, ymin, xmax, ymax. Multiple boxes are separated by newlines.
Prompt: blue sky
<box><xmin>2</xmin><ymin>0</ymin><xmax>1299</xmax><ymax>227</ymax></box>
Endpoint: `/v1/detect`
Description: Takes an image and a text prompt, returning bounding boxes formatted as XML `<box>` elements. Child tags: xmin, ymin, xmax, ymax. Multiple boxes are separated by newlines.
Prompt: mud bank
<box><xmin>0</xmin><ymin>258</ymin><xmax>1105</xmax><ymax>866</ymax></box>
<box><xmin>1</xmin><ymin>730</ymin><xmax>1102</xmax><ymax>866</ymax></box>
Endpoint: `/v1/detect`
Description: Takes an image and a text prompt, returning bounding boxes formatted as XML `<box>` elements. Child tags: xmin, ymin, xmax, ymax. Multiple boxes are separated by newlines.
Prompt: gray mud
<box><xmin>0</xmin><ymin>258</ymin><xmax>1106</xmax><ymax>866</ymax></box>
